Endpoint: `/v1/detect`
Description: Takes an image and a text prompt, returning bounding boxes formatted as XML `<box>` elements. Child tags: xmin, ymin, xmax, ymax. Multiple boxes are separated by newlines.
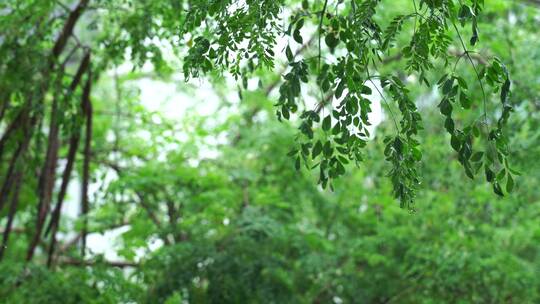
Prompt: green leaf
<box><xmin>293</xmin><ymin>29</ymin><xmax>303</xmax><ymax>44</ymax></box>
<box><xmin>312</xmin><ymin>141</ymin><xmax>322</xmax><ymax>158</ymax></box>
<box><xmin>444</xmin><ymin>118</ymin><xmax>454</xmax><ymax>133</ymax></box>
<box><xmin>470</xmin><ymin>19</ymin><xmax>479</xmax><ymax>46</ymax></box>
<box><xmin>282</xmin><ymin>107</ymin><xmax>290</xmax><ymax>119</ymax></box>
<box><xmin>285</xmin><ymin>45</ymin><xmax>293</xmax><ymax>62</ymax></box>
<box><xmin>458</xmin><ymin>5</ymin><xmax>473</xmax><ymax>24</ymax></box>
<box><xmin>485</xmin><ymin>167</ymin><xmax>494</xmax><ymax>182</ymax></box>
<box><xmin>322</xmin><ymin>115</ymin><xmax>331</xmax><ymax>131</ymax></box>
<box><xmin>472</xmin><ymin>125</ymin><xmax>481</xmax><ymax>138</ymax></box>
<box><xmin>493</xmin><ymin>182</ymin><xmax>504</xmax><ymax>197</ymax></box>
<box><xmin>496</xmin><ymin>169</ymin><xmax>506</xmax><ymax>181</ymax></box>
<box><xmin>287</xmin><ymin>149</ymin><xmax>298</xmax><ymax>157</ymax></box>
<box><xmin>335</xmin><ymin>79</ymin><xmax>345</xmax><ymax>99</ymax></box>
<box><xmin>336</xmin><ymin>161</ymin><xmax>345</xmax><ymax>175</ymax></box>
<box><xmin>412</xmin><ymin>147</ymin><xmax>422</xmax><ymax>161</ymax></box>
<box><xmin>442</xmin><ymin>78</ymin><xmax>454</xmax><ymax>95</ymax></box>
<box><xmin>501</xmin><ymin>78</ymin><xmax>510</xmax><ymax>104</ymax></box>
<box><xmin>464</xmin><ymin>161</ymin><xmax>474</xmax><ymax>179</ymax></box>
<box><xmin>437</xmin><ymin>73</ymin><xmax>448</xmax><ymax>85</ymax></box>
<box><xmin>323</xmin><ymin>141</ymin><xmax>333</xmax><ymax>157</ymax></box>
<box><xmin>325</xmin><ymin>33</ymin><xmax>339</xmax><ymax>49</ymax></box>
<box><xmin>360</xmin><ymin>85</ymin><xmax>372</xmax><ymax>95</ymax></box>
<box><xmin>451</xmin><ymin>135</ymin><xmax>461</xmax><ymax>151</ymax></box>
<box><xmin>439</xmin><ymin>99</ymin><xmax>452</xmax><ymax>116</ymax></box>
<box><xmin>455</xmin><ymin>76</ymin><xmax>468</xmax><ymax>90</ymax></box>
<box><xmin>506</xmin><ymin>174</ymin><xmax>514</xmax><ymax>193</ymax></box>
<box><xmin>471</xmin><ymin>152</ymin><xmax>484</xmax><ymax>162</ymax></box>
<box><xmin>296</xmin><ymin>18</ymin><xmax>304</xmax><ymax>30</ymax></box>
<box><xmin>459</xmin><ymin>92</ymin><xmax>472</xmax><ymax>109</ymax></box>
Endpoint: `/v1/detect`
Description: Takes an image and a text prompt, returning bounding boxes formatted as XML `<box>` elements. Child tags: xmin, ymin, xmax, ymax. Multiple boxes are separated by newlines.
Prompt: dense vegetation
<box><xmin>1</xmin><ymin>0</ymin><xmax>539</xmax><ymax>303</ymax></box>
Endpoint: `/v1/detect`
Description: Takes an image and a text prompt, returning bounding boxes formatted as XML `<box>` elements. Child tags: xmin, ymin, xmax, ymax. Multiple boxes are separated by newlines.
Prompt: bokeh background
<box><xmin>1</xmin><ymin>0</ymin><xmax>540</xmax><ymax>303</ymax></box>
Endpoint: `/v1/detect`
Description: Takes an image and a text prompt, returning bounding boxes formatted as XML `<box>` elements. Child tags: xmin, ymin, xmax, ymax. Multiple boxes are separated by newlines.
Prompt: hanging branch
<box><xmin>0</xmin><ymin>94</ymin><xmax>9</xmax><ymax>124</ymax></box>
<box><xmin>0</xmin><ymin>166</ymin><xmax>24</xmax><ymax>261</ymax></box>
<box><xmin>81</xmin><ymin>68</ymin><xmax>93</xmax><ymax>257</ymax></box>
<box><xmin>45</xmin><ymin>53</ymin><xmax>91</xmax><ymax>230</ymax></box>
<box><xmin>45</xmin><ymin>129</ymin><xmax>81</xmax><ymax>267</ymax></box>
<box><xmin>46</xmin><ymin>61</ymin><xmax>91</xmax><ymax>267</ymax></box>
<box><xmin>27</xmin><ymin>52</ymin><xmax>91</xmax><ymax>262</ymax></box>
<box><xmin>0</xmin><ymin>0</ymin><xmax>92</xmax><ymax>263</ymax></box>
<box><xmin>44</xmin><ymin>134</ymin><xmax>80</xmax><ymax>234</ymax></box>
<box><xmin>59</xmin><ymin>258</ymin><xmax>138</xmax><ymax>268</ymax></box>
<box><xmin>0</xmin><ymin>109</ymin><xmax>37</xmax><ymax>261</ymax></box>
<box><xmin>0</xmin><ymin>111</ymin><xmax>34</xmax><ymax>213</ymax></box>
<box><xmin>51</xmin><ymin>0</ymin><xmax>90</xmax><ymax>61</ymax></box>
<box><xmin>0</xmin><ymin>147</ymin><xmax>23</xmax><ymax>213</ymax></box>
<box><xmin>26</xmin><ymin>95</ymin><xmax>61</xmax><ymax>262</ymax></box>
<box><xmin>0</xmin><ymin>109</ymin><xmax>28</xmax><ymax>165</ymax></box>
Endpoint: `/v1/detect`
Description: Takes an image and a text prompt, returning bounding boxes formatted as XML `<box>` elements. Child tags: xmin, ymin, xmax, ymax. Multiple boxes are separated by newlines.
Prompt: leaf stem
<box><xmin>318</xmin><ymin>0</ymin><xmax>329</xmax><ymax>71</ymax></box>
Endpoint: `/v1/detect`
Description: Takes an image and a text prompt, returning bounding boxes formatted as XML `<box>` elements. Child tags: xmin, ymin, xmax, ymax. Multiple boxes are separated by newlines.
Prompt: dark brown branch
<box><xmin>67</xmin><ymin>52</ymin><xmax>91</xmax><ymax>93</ymax></box>
<box><xmin>51</xmin><ymin>0</ymin><xmax>90</xmax><ymax>60</ymax></box>
<box><xmin>0</xmin><ymin>96</ymin><xmax>9</xmax><ymax>123</ymax></box>
<box><xmin>27</xmin><ymin>94</ymin><xmax>60</xmax><ymax>262</ymax></box>
<box><xmin>46</xmin><ymin>53</ymin><xmax>90</xmax><ymax>263</ymax></box>
<box><xmin>1</xmin><ymin>0</ymin><xmax>91</xmax><ymax>264</ymax></box>
<box><xmin>46</xmin><ymin>54</ymin><xmax>91</xmax><ymax>245</ymax></box>
<box><xmin>27</xmin><ymin>52</ymin><xmax>90</xmax><ymax>262</ymax></box>
<box><xmin>45</xmin><ymin>134</ymin><xmax>80</xmax><ymax>238</ymax></box>
<box><xmin>0</xmin><ymin>111</ymin><xmax>34</xmax><ymax>213</ymax></box>
<box><xmin>0</xmin><ymin>169</ymin><xmax>23</xmax><ymax>261</ymax></box>
<box><xmin>0</xmin><ymin>145</ymin><xmax>23</xmax><ymax>212</ymax></box>
<box><xmin>0</xmin><ymin>109</ymin><xmax>27</xmax><ymax>164</ymax></box>
<box><xmin>81</xmin><ymin>68</ymin><xmax>93</xmax><ymax>256</ymax></box>
<box><xmin>1</xmin><ymin>0</ymin><xmax>89</xmax><ymax>162</ymax></box>
<box><xmin>58</xmin><ymin>258</ymin><xmax>138</xmax><ymax>268</ymax></box>
<box><xmin>0</xmin><ymin>111</ymin><xmax>36</xmax><ymax>261</ymax></box>
<box><xmin>46</xmin><ymin>128</ymin><xmax>81</xmax><ymax>267</ymax></box>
